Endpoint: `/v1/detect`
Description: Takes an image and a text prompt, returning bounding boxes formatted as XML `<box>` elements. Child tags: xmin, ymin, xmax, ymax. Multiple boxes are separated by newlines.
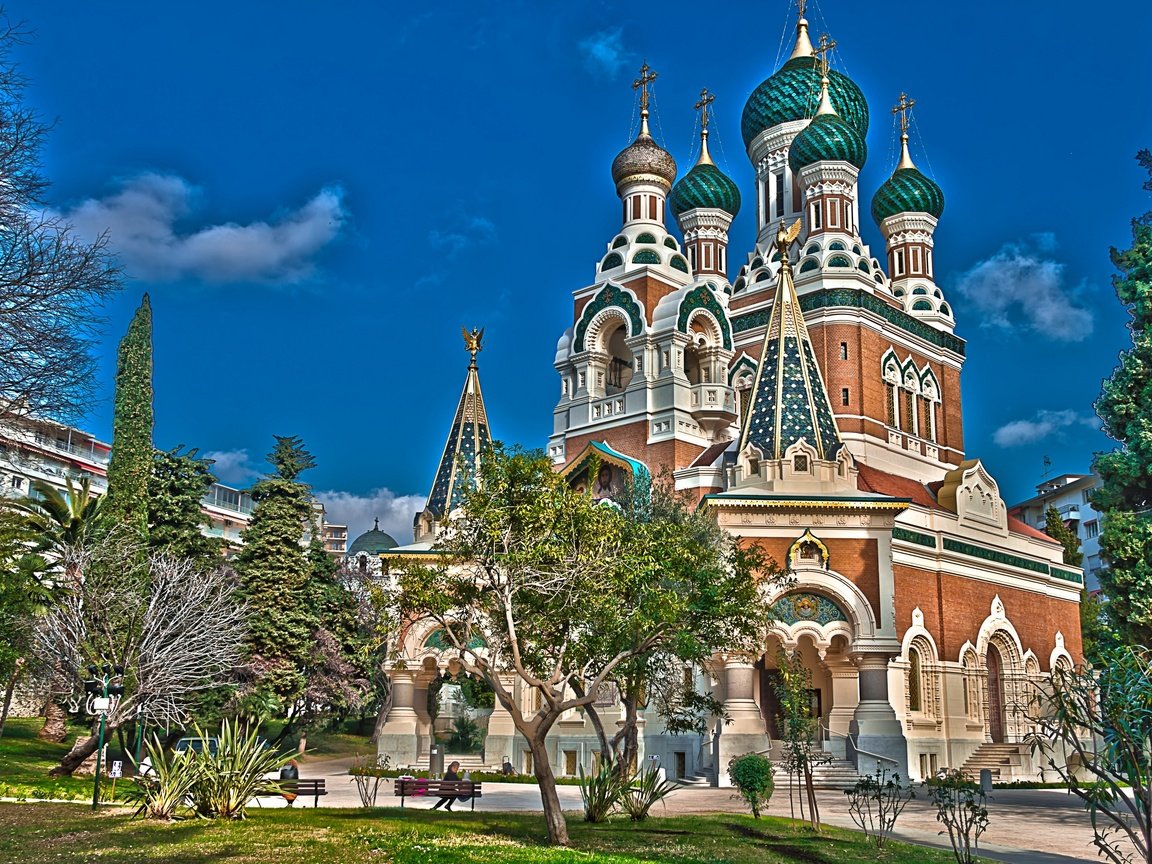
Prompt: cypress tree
<box><xmin>1043</xmin><ymin>504</ymin><xmax>1084</xmax><ymax>567</ymax></box>
<box><xmin>1092</xmin><ymin>150</ymin><xmax>1152</xmax><ymax>649</ymax></box>
<box><xmin>103</xmin><ymin>294</ymin><xmax>154</xmax><ymax>540</ymax></box>
<box><xmin>234</xmin><ymin>436</ymin><xmax>317</xmax><ymax>705</ymax></box>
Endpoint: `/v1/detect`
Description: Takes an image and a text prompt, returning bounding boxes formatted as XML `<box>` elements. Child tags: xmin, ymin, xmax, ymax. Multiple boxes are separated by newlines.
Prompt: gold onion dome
<box><xmin>611</xmin><ymin>116</ymin><xmax>677</xmax><ymax>192</ymax></box>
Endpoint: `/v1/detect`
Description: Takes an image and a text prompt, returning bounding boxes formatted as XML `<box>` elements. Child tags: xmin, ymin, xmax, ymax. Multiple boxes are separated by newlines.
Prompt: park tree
<box><xmin>148</xmin><ymin>446</ymin><xmax>221</xmax><ymax>569</ymax></box>
<box><xmin>1093</xmin><ymin>149</ymin><xmax>1152</xmax><ymax>649</ymax></box>
<box><xmin>102</xmin><ymin>294</ymin><xmax>154</xmax><ymax>541</ymax></box>
<box><xmin>30</xmin><ymin>538</ymin><xmax>246</xmax><ymax>776</ymax></box>
<box><xmin>1044</xmin><ymin>505</ymin><xmax>1083</xmax><ymax>567</ymax></box>
<box><xmin>393</xmin><ymin>446</ymin><xmax>775</xmax><ymax>846</ymax></box>
<box><xmin>0</xmin><ymin>509</ymin><xmax>45</xmax><ymax>740</ymax></box>
<box><xmin>0</xmin><ymin>19</ymin><xmax>120</xmax><ymax>425</ymax></box>
<box><xmin>234</xmin><ymin>436</ymin><xmax>316</xmax><ymax>709</ymax></box>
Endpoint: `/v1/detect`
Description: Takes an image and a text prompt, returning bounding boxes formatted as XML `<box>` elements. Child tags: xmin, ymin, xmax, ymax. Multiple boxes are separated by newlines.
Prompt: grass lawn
<box><xmin>0</xmin><ymin>803</ymin><xmax>988</xmax><ymax>864</ymax></box>
<box><xmin>0</xmin><ymin>719</ymin><xmax>104</xmax><ymax>802</ymax></box>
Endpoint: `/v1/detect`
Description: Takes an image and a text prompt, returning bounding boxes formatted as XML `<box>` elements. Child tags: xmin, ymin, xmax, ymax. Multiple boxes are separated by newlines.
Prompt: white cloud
<box><xmin>993</xmin><ymin>409</ymin><xmax>1101</xmax><ymax>448</ymax></box>
<box><xmin>203</xmin><ymin>448</ymin><xmax>260</xmax><ymax>485</ymax></box>
<box><xmin>952</xmin><ymin>234</ymin><xmax>1094</xmax><ymax>341</ymax></box>
<box><xmin>578</xmin><ymin>28</ymin><xmax>629</xmax><ymax>80</ymax></box>
<box><xmin>315</xmin><ymin>487</ymin><xmax>426</xmax><ymax>549</ymax></box>
<box><xmin>58</xmin><ymin>174</ymin><xmax>347</xmax><ymax>284</ymax></box>
<box><xmin>428</xmin><ymin>214</ymin><xmax>497</xmax><ymax>258</ymax></box>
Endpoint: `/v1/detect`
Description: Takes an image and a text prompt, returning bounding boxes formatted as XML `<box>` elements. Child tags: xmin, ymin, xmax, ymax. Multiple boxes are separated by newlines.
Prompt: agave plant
<box><xmin>187</xmin><ymin>719</ymin><xmax>289</xmax><ymax>819</ymax></box>
<box><xmin>124</xmin><ymin>736</ymin><xmax>199</xmax><ymax>820</ymax></box>
<box><xmin>620</xmin><ymin>765</ymin><xmax>678</xmax><ymax>821</ymax></box>
<box><xmin>578</xmin><ymin>755</ymin><xmax>627</xmax><ymax>823</ymax></box>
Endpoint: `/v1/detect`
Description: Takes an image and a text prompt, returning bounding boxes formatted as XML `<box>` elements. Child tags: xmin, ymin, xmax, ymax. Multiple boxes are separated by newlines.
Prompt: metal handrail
<box><xmin>818</xmin><ymin>720</ymin><xmax>899</xmax><ymax>770</ymax></box>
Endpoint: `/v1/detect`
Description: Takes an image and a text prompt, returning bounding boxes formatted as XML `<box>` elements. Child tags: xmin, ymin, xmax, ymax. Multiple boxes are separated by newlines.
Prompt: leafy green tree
<box><xmin>1044</xmin><ymin>504</ymin><xmax>1083</xmax><ymax>567</ymax></box>
<box><xmin>774</xmin><ymin>649</ymin><xmax>829</xmax><ymax>830</ymax></box>
<box><xmin>1093</xmin><ymin>149</ymin><xmax>1152</xmax><ymax>650</ymax></box>
<box><xmin>148</xmin><ymin>446</ymin><xmax>221</xmax><ymax>568</ymax></box>
<box><xmin>234</xmin><ymin>436</ymin><xmax>317</xmax><ymax>709</ymax></box>
<box><xmin>103</xmin><ymin>294</ymin><xmax>154</xmax><ymax>540</ymax></box>
<box><xmin>0</xmin><ymin>509</ymin><xmax>45</xmax><ymax>740</ymax></box>
<box><xmin>393</xmin><ymin>446</ymin><xmax>773</xmax><ymax>846</ymax></box>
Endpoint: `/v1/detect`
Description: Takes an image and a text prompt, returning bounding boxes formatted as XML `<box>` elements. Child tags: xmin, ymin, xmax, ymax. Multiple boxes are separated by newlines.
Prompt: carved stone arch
<box><xmin>729</xmin><ymin>352</ymin><xmax>757</xmax><ymax>388</ymax></box>
<box><xmin>939</xmin><ymin>460</ymin><xmax>1008</xmax><ymax>535</ymax></box>
<box><xmin>1023</xmin><ymin>650</ymin><xmax>1041</xmax><ymax>680</ymax></box>
<box><xmin>784</xmin><ymin>437</ymin><xmax>818</xmax><ymax>476</ymax></box>
<box><xmin>900</xmin><ymin>607</ymin><xmax>939</xmax><ymax>661</ymax></box>
<box><xmin>766</xmin><ymin>565</ymin><xmax>879</xmax><ymax>643</ymax></box>
<box><xmin>880</xmin><ymin>348</ymin><xmax>901</xmax><ymax>383</ymax></box>
<box><xmin>1049</xmin><ymin>631</ymin><xmax>1075</xmax><ymax>672</ymax></box>
<box><xmin>975</xmin><ymin>595</ymin><xmax>1025</xmax><ymax>665</ymax></box>
<box><xmin>766</xmin><ymin>618</ymin><xmax>853</xmax><ymax>659</ymax></box>
<box><xmin>677</xmin><ymin>284</ymin><xmax>733</xmax><ymax>350</ymax></box>
<box><xmin>919</xmin><ymin>365</ymin><xmax>940</xmax><ymax>399</ymax></box>
<box><xmin>585</xmin><ymin>306</ymin><xmax>634</xmax><ymax>355</ymax></box>
<box><xmin>958</xmin><ymin>640</ymin><xmax>983</xmax><ymax>722</ymax></box>
<box><xmin>573</xmin><ymin>282</ymin><xmax>644</xmax><ymax>351</ymax></box>
<box><xmin>900</xmin><ymin>357</ymin><xmax>920</xmax><ymax>393</ymax></box>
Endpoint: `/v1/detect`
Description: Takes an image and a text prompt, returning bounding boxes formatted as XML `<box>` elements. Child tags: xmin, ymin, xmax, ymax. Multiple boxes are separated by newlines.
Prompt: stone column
<box><xmin>413</xmin><ymin>675</ymin><xmax>433</xmax><ymax>765</ymax></box>
<box><xmin>849</xmin><ymin>652</ymin><xmax>908</xmax><ymax>776</ymax></box>
<box><xmin>823</xmin><ymin>654</ymin><xmax>859</xmax><ymax>760</ymax></box>
<box><xmin>485</xmin><ymin>674</ymin><xmax>519</xmax><ymax>769</ymax></box>
<box><xmin>717</xmin><ymin>655</ymin><xmax>769</xmax><ymax>786</ymax></box>
<box><xmin>377</xmin><ymin>669</ymin><xmax>420</xmax><ymax>769</ymax></box>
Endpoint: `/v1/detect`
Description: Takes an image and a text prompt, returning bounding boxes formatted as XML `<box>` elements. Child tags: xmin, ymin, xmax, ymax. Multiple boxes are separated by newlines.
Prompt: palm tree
<box><xmin>4</xmin><ymin>476</ymin><xmax>105</xmax><ymax>741</ymax></box>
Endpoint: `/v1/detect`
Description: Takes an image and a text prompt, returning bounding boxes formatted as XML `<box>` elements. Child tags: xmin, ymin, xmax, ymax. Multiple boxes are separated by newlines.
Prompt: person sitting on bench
<box><xmin>431</xmin><ymin>761</ymin><xmax>461</xmax><ymax>811</ymax></box>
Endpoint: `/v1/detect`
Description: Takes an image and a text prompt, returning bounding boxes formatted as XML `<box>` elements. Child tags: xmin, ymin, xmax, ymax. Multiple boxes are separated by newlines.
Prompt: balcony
<box><xmin>689</xmin><ymin>383</ymin><xmax>736</xmax><ymax>434</ymax></box>
<box><xmin>31</xmin><ymin>434</ymin><xmax>110</xmax><ymax>466</ymax></box>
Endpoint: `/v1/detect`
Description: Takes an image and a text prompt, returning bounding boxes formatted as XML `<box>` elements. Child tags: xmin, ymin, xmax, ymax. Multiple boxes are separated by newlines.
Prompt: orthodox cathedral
<box><xmin>375</xmin><ymin>7</ymin><xmax>1083</xmax><ymax>785</ymax></box>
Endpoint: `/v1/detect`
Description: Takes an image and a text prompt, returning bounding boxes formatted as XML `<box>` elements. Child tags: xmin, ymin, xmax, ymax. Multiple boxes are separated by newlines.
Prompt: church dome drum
<box><xmin>871</xmin><ymin>166</ymin><xmax>945</xmax><ymax>224</ymax></box>
<box><xmin>348</xmin><ymin>520</ymin><xmax>399</xmax><ymax>555</ymax></box>
<box><xmin>741</xmin><ymin>57</ymin><xmax>869</xmax><ymax>150</ymax></box>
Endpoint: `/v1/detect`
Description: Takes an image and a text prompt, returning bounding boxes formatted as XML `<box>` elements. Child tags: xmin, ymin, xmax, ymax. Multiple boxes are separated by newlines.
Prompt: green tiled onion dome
<box><xmin>871</xmin><ymin>167</ymin><xmax>945</xmax><ymax>224</ymax></box>
<box><xmin>741</xmin><ymin>57</ymin><xmax>869</xmax><ymax>149</ymax></box>
<box><xmin>788</xmin><ymin>113</ymin><xmax>867</xmax><ymax>173</ymax></box>
<box><xmin>670</xmin><ymin>162</ymin><xmax>741</xmax><ymax>217</ymax></box>
<box><xmin>612</xmin><ymin>127</ymin><xmax>677</xmax><ymax>191</ymax></box>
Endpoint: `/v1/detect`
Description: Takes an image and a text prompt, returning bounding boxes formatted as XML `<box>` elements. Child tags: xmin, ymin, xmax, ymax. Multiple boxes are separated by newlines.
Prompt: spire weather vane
<box><xmin>633</xmin><ymin>63</ymin><xmax>658</xmax><ymax>114</ymax></box>
<box><xmin>892</xmin><ymin>92</ymin><xmax>916</xmax><ymax>134</ymax></box>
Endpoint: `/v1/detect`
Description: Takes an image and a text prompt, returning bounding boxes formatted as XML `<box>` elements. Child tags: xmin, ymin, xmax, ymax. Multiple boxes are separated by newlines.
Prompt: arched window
<box><xmin>908</xmin><ymin>647</ymin><xmax>922</xmax><ymax>712</ymax></box>
<box><xmin>601</xmin><ymin>252</ymin><xmax>623</xmax><ymax>270</ymax></box>
<box><xmin>663</xmin><ymin>236</ymin><xmax>677</xmax><ymax>249</ymax></box>
<box><xmin>636</xmin><ymin>232</ymin><xmax>657</xmax><ymax>244</ymax></box>
<box><xmin>633</xmin><ymin>249</ymin><xmax>661</xmax><ymax>265</ymax></box>
<box><xmin>670</xmin><ymin>255</ymin><xmax>689</xmax><ymax>273</ymax></box>
<box><xmin>612</xmin><ymin>236</ymin><xmax>628</xmax><ymax>249</ymax></box>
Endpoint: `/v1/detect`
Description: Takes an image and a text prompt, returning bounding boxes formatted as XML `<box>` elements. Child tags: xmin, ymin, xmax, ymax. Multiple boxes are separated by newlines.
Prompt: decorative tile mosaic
<box><xmin>574</xmin><ymin>283</ymin><xmax>645</xmax><ymax>352</ymax></box>
<box><xmin>677</xmin><ymin>284</ymin><xmax>733</xmax><ymax>349</ymax></box>
<box><xmin>770</xmin><ymin>592</ymin><xmax>848</xmax><ymax>625</ymax></box>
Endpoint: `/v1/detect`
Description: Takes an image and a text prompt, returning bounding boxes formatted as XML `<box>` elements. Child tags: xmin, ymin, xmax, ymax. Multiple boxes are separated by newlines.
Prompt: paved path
<box><xmin>278</xmin><ymin>757</ymin><xmax>1130</xmax><ymax>864</ymax></box>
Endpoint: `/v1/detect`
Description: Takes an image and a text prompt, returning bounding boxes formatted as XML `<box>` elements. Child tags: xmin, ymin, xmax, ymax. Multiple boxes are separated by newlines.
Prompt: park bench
<box><xmin>278</xmin><ymin>778</ymin><xmax>327</xmax><ymax>808</ymax></box>
<box><xmin>394</xmin><ymin>777</ymin><xmax>482</xmax><ymax>811</ymax></box>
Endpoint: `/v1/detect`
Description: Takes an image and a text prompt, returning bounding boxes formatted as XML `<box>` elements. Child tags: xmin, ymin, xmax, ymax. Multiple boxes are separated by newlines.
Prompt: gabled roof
<box><xmin>423</xmin><ymin>353</ymin><xmax>491</xmax><ymax>519</ymax></box>
<box><xmin>560</xmin><ymin>440</ymin><xmax>651</xmax><ymax>483</ymax></box>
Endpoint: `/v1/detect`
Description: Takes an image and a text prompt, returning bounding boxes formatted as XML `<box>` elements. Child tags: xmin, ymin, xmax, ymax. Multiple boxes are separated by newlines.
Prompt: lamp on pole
<box><xmin>81</xmin><ymin>663</ymin><xmax>124</xmax><ymax>810</ymax></box>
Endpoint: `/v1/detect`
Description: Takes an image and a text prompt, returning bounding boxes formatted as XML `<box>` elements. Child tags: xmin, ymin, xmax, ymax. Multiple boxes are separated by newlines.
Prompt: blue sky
<box><xmin>21</xmin><ymin>0</ymin><xmax>1151</xmax><ymax>542</ymax></box>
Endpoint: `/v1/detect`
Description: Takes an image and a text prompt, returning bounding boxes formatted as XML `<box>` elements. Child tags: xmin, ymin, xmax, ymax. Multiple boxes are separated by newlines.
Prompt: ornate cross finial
<box><xmin>633</xmin><ymin>62</ymin><xmax>658</xmax><ymax>114</ymax></box>
<box><xmin>892</xmin><ymin>92</ymin><xmax>916</xmax><ymax>134</ymax></box>
<box><xmin>462</xmin><ymin>326</ymin><xmax>484</xmax><ymax>365</ymax></box>
<box><xmin>694</xmin><ymin>88</ymin><xmax>715</xmax><ymax>130</ymax></box>
<box><xmin>814</xmin><ymin>33</ymin><xmax>837</xmax><ymax>77</ymax></box>
<box><xmin>797</xmin><ymin>0</ymin><xmax>807</xmax><ymax>17</ymax></box>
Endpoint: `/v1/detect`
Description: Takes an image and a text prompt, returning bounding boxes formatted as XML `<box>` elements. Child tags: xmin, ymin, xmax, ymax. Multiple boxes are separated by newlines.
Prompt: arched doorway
<box><xmin>986</xmin><ymin>644</ymin><xmax>1006</xmax><ymax>743</ymax></box>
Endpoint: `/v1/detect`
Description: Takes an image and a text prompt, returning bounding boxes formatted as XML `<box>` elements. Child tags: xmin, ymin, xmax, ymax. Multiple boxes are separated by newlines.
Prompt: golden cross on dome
<box><xmin>633</xmin><ymin>63</ymin><xmax>658</xmax><ymax>113</ymax></box>
<box><xmin>814</xmin><ymin>33</ymin><xmax>837</xmax><ymax>77</ymax></box>
<box><xmin>797</xmin><ymin>0</ymin><xmax>807</xmax><ymax>17</ymax></box>
<box><xmin>892</xmin><ymin>92</ymin><xmax>916</xmax><ymax>134</ymax></box>
<box><xmin>694</xmin><ymin>88</ymin><xmax>715</xmax><ymax>129</ymax></box>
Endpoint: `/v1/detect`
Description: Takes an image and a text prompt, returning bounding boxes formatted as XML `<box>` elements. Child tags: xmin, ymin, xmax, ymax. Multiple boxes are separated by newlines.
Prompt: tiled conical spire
<box><xmin>423</xmin><ymin>328</ymin><xmax>492</xmax><ymax>519</ymax></box>
<box><xmin>738</xmin><ymin>221</ymin><xmax>842</xmax><ymax>459</ymax></box>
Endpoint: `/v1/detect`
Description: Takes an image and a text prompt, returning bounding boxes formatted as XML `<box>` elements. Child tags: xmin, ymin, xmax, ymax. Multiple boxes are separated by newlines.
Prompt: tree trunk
<box><xmin>529</xmin><ymin>736</ymin><xmax>569</xmax><ymax>846</ymax></box>
<box><xmin>803</xmin><ymin>761</ymin><xmax>820</xmax><ymax>831</ymax></box>
<box><xmin>49</xmin><ymin>731</ymin><xmax>103</xmax><ymax>776</ymax></box>
<box><xmin>0</xmin><ymin>659</ymin><xmax>24</xmax><ymax>741</ymax></box>
<box><xmin>38</xmin><ymin>700</ymin><xmax>69</xmax><ymax>743</ymax></box>
<box><xmin>297</xmin><ymin>729</ymin><xmax>308</xmax><ymax>758</ymax></box>
<box><xmin>616</xmin><ymin>693</ymin><xmax>640</xmax><ymax>778</ymax></box>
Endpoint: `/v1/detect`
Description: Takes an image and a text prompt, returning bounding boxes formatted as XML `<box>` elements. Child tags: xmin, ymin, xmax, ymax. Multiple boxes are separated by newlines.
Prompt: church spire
<box><xmin>418</xmin><ymin>329</ymin><xmax>492</xmax><ymax>536</ymax></box>
<box><xmin>738</xmin><ymin>219</ymin><xmax>843</xmax><ymax>461</ymax></box>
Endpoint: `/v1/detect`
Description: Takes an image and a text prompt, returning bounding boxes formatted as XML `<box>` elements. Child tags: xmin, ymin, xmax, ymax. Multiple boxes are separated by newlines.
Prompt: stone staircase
<box><xmin>677</xmin><ymin>750</ymin><xmax>861</xmax><ymax>789</ymax></box>
<box><xmin>959</xmin><ymin>742</ymin><xmax>1028</xmax><ymax>782</ymax></box>
<box><xmin>677</xmin><ymin>765</ymin><xmax>716</xmax><ymax>787</ymax></box>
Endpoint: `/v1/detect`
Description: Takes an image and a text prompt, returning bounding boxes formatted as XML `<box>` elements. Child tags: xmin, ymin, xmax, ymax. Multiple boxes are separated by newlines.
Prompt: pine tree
<box><xmin>234</xmin><ymin>436</ymin><xmax>317</xmax><ymax>705</ymax></box>
<box><xmin>148</xmin><ymin>446</ymin><xmax>222</xmax><ymax>569</ymax></box>
<box><xmin>1044</xmin><ymin>504</ymin><xmax>1084</xmax><ymax>567</ymax></box>
<box><xmin>1092</xmin><ymin>149</ymin><xmax>1152</xmax><ymax>649</ymax></box>
<box><xmin>103</xmin><ymin>294</ymin><xmax>154</xmax><ymax>540</ymax></box>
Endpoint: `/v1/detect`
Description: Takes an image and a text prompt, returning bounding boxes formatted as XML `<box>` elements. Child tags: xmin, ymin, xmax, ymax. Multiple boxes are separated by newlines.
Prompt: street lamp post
<box><xmin>82</xmin><ymin>664</ymin><xmax>124</xmax><ymax>810</ymax></box>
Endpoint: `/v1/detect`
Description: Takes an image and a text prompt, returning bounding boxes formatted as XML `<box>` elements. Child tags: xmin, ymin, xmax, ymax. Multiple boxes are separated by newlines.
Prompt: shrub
<box><xmin>349</xmin><ymin>753</ymin><xmax>392</xmax><ymax>807</ymax></box>
<box><xmin>445</xmin><ymin>716</ymin><xmax>483</xmax><ymax>753</ymax></box>
<box><xmin>124</xmin><ymin>737</ymin><xmax>199</xmax><ymax>820</ymax></box>
<box><xmin>578</xmin><ymin>756</ymin><xmax>627</xmax><ymax>823</ymax></box>
<box><xmin>845</xmin><ymin>768</ymin><xmax>914</xmax><ymax>849</ymax></box>
<box><xmin>187</xmin><ymin>719</ymin><xmax>289</xmax><ymax>819</ymax></box>
<box><xmin>728</xmin><ymin>753</ymin><xmax>775</xmax><ymax>818</ymax></box>
<box><xmin>926</xmin><ymin>769</ymin><xmax>989</xmax><ymax>864</ymax></box>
